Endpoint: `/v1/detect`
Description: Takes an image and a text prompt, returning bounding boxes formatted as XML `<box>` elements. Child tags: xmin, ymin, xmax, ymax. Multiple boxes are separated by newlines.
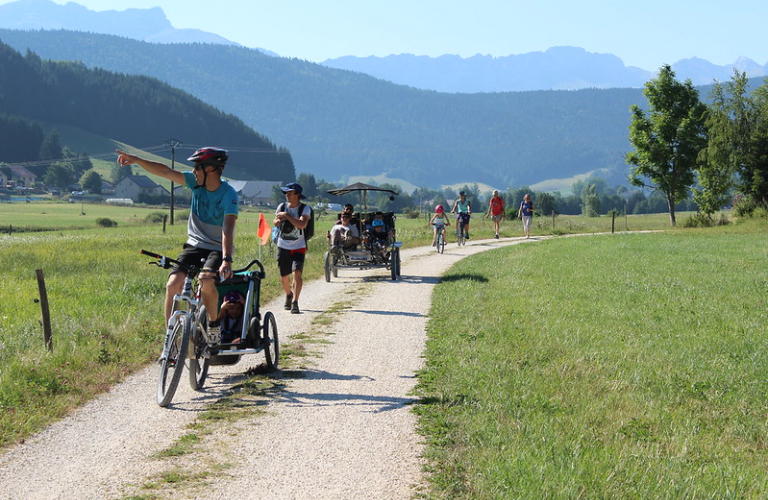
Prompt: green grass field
<box><xmin>415</xmin><ymin>221</ymin><xmax>768</xmax><ymax>499</ymax></box>
<box><xmin>3</xmin><ymin>200</ymin><xmax>758</xmax><ymax>498</ymax></box>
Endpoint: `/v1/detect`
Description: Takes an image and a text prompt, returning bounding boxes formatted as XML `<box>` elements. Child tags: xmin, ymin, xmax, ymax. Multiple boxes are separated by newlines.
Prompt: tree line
<box><xmin>627</xmin><ymin>65</ymin><xmax>768</xmax><ymax>225</ymax></box>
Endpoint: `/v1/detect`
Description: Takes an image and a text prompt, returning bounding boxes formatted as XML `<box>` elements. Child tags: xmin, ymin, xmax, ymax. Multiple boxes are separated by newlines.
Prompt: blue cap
<box><xmin>372</xmin><ymin>219</ymin><xmax>384</xmax><ymax>227</ymax></box>
<box><xmin>280</xmin><ymin>182</ymin><xmax>306</xmax><ymax>199</ymax></box>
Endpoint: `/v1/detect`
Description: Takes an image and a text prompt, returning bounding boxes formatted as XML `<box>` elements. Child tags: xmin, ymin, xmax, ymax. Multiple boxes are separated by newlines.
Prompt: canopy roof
<box><xmin>326</xmin><ymin>182</ymin><xmax>399</xmax><ymax>211</ymax></box>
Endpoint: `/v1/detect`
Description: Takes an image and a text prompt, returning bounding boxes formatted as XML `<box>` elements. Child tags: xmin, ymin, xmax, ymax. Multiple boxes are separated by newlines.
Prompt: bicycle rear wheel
<box><xmin>158</xmin><ymin>314</ymin><xmax>191</xmax><ymax>407</ymax></box>
<box><xmin>262</xmin><ymin>311</ymin><xmax>279</xmax><ymax>370</ymax></box>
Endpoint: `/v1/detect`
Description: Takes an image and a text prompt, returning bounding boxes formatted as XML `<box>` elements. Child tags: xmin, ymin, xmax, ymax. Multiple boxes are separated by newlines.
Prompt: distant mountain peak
<box><xmin>0</xmin><ymin>0</ymin><xmax>238</xmax><ymax>46</ymax></box>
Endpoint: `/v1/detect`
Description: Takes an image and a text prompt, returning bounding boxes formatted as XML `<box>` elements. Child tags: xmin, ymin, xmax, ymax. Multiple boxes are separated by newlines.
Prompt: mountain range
<box><xmin>0</xmin><ymin>0</ymin><xmax>763</xmax><ymax>192</ymax></box>
<box><xmin>1</xmin><ymin>0</ymin><xmax>765</xmax><ymax>94</ymax></box>
<box><xmin>1</xmin><ymin>0</ymin><xmax>763</xmax><ymax>94</ymax></box>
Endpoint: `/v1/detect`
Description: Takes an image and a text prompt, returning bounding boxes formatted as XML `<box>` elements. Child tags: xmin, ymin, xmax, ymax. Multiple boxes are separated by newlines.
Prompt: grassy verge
<box><xmin>0</xmin><ymin>200</ymin><xmax>710</xmax><ymax>452</ymax></box>
<box><xmin>414</xmin><ymin>219</ymin><xmax>768</xmax><ymax>498</ymax></box>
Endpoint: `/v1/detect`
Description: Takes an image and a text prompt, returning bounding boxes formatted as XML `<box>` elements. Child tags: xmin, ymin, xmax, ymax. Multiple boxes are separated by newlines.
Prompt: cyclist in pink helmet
<box><xmin>429</xmin><ymin>204</ymin><xmax>451</xmax><ymax>246</ymax></box>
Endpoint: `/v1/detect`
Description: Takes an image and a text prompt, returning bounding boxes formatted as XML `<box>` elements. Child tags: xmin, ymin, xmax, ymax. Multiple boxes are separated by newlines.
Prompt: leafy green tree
<box><xmin>44</xmin><ymin>161</ymin><xmax>74</xmax><ymax>189</ymax></box>
<box><xmin>80</xmin><ymin>170</ymin><xmax>102</xmax><ymax>194</ymax></box>
<box><xmin>297</xmin><ymin>172</ymin><xmax>318</xmax><ymax>199</ymax></box>
<box><xmin>39</xmin><ymin>130</ymin><xmax>62</xmax><ymax>160</ymax></box>
<box><xmin>111</xmin><ymin>163</ymin><xmax>133</xmax><ymax>184</ymax></box>
<box><xmin>696</xmin><ymin>71</ymin><xmax>748</xmax><ymax>217</ymax></box>
<box><xmin>536</xmin><ymin>192</ymin><xmax>558</xmax><ymax>215</ymax></box>
<box><xmin>627</xmin><ymin>65</ymin><xmax>707</xmax><ymax>226</ymax></box>
<box><xmin>581</xmin><ymin>183</ymin><xmax>600</xmax><ymax>217</ymax></box>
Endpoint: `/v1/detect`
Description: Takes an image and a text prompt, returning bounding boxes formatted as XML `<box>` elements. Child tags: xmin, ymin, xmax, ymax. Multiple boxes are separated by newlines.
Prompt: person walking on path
<box><xmin>518</xmin><ymin>193</ymin><xmax>534</xmax><ymax>239</ymax></box>
<box><xmin>116</xmin><ymin>147</ymin><xmax>238</xmax><ymax>347</ymax></box>
<box><xmin>486</xmin><ymin>189</ymin><xmax>505</xmax><ymax>238</ymax></box>
<box><xmin>274</xmin><ymin>182</ymin><xmax>312</xmax><ymax>314</ymax></box>
<box><xmin>451</xmin><ymin>191</ymin><xmax>472</xmax><ymax>240</ymax></box>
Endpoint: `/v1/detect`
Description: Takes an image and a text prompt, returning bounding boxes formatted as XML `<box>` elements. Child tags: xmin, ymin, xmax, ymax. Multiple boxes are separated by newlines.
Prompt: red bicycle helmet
<box><xmin>187</xmin><ymin>147</ymin><xmax>228</xmax><ymax>167</ymax></box>
<box><xmin>435</xmin><ymin>205</ymin><xmax>444</xmax><ymax>213</ymax></box>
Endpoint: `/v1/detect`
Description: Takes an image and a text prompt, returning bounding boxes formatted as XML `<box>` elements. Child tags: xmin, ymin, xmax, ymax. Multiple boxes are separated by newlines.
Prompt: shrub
<box><xmin>683</xmin><ymin>212</ymin><xmax>731</xmax><ymax>228</ymax></box>
<box><xmin>95</xmin><ymin>217</ymin><xmax>117</xmax><ymax>228</ymax></box>
<box><xmin>734</xmin><ymin>195</ymin><xmax>757</xmax><ymax>217</ymax></box>
<box><xmin>143</xmin><ymin>212</ymin><xmax>167</xmax><ymax>224</ymax></box>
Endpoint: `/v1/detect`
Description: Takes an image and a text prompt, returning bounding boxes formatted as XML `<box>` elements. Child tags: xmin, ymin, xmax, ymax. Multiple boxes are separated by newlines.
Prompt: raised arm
<box><xmin>116</xmin><ymin>149</ymin><xmax>185</xmax><ymax>185</ymax></box>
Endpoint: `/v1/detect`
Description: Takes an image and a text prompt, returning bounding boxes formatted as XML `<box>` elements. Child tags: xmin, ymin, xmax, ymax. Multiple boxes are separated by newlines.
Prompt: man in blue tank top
<box><xmin>116</xmin><ymin>147</ymin><xmax>238</xmax><ymax>347</ymax></box>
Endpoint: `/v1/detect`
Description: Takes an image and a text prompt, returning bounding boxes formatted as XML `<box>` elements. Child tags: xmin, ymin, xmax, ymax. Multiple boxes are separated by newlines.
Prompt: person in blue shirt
<box><xmin>116</xmin><ymin>147</ymin><xmax>238</xmax><ymax>347</ymax></box>
<box><xmin>451</xmin><ymin>191</ymin><xmax>472</xmax><ymax>239</ymax></box>
<box><xmin>518</xmin><ymin>193</ymin><xmax>535</xmax><ymax>239</ymax></box>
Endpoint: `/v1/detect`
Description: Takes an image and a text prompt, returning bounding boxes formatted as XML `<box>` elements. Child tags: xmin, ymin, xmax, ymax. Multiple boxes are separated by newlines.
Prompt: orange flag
<box><xmin>257</xmin><ymin>212</ymin><xmax>270</xmax><ymax>246</ymax></box>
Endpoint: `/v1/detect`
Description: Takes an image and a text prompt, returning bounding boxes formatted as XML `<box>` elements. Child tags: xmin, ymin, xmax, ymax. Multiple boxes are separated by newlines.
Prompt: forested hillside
<box><xmin>0</xmin><ymin>29</ymin><xmax>643</xmax><ymax>189</ymax></box>
<box><xmin>0</xmin><ymin>41</ymin><xmax>295</xmax><ymax>181</ymax></box>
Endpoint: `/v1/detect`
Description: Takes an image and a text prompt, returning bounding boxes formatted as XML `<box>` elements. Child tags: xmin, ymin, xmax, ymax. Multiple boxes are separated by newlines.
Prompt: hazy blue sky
<box><xmin>4</xmin><ymin>0</ymin><xmax>767</xmax><ymax>70</ymax></box>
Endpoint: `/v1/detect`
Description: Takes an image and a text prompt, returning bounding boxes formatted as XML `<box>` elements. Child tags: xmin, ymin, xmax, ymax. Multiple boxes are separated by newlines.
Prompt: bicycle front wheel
<box><xmin>188</xmin><ymin>309</ymin><xmax>209</xmax><ymax>391</ymax></box>
<box><xmin>158</xmin><ymin>314</ymin><xmax>191</xmax><ymax>407</ymax></box>
<box><xmin>437</xmin><ymin>232</ymin><xmax>445</xmax><ymax>254</ymax></box>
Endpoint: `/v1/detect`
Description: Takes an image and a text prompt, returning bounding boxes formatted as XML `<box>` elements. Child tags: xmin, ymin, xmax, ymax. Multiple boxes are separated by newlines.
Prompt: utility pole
<box><xmin>165</xmin><ymin>139</ymin><xmax>182</xmax><ymax>225</ymax></box>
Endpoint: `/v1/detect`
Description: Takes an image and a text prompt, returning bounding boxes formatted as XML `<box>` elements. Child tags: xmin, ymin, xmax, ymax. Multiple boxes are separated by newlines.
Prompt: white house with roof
<box><xmin>226</xmin><ymin>180</ymin><xmax>281</xmax><ymax>206</ymax></box>
<box><xmin>0</xmin><ymin>164</ymin><xmax>37</xmax><ymax>188</ymax></box>
<box><xmin>115</xmin><ymin>175</ymin><xmax>169</xmax><ymax>202</ymax></box>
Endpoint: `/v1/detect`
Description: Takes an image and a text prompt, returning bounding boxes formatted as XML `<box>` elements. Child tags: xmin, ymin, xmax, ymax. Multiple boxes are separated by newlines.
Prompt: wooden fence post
<box><xmin>163</xmin><ymin>214</ymin><xmax>168</xmax><ymax>233</ymax></box>
<box><xmin>611</xmin><ymin>211</ymin><xmax>616</xmax><ymax>233</ymax></box>
<box><xmin>35</xmin><ymin>269</ymin><xmax>53</xmax><ymax>352</ymax></box>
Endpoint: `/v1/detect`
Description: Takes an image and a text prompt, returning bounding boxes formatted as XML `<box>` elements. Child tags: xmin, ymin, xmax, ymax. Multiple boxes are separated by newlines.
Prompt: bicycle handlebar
<box><xmin>140</xmin><ymin>249</ymin><xmax>265</xmax><ymax>279</ymax></box>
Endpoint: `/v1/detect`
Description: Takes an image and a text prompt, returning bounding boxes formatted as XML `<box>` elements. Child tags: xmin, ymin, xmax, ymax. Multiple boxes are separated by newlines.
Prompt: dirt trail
<box><xmin>0</xmin><ymin>236</ymin><xmax>537</xmax><ymax>500</ymax></box>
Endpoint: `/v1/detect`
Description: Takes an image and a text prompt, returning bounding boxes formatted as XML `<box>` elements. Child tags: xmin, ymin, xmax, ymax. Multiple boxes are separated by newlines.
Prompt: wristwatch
<box><xmin>222</xmin><ymin>256</ymin><xmax>233</xmax><ymax>263</ymax></box>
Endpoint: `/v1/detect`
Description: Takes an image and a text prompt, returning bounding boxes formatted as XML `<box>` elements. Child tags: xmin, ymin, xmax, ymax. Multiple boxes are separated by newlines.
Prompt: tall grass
<box><xmin>0</xmin><ymin>200</ymin><xmax>718</xmax><ymax>451</ymax></box>
<box><xmin>415</xmin><ymin>222</ymin><xmax>768</xmax><ymax>498</ymax></box>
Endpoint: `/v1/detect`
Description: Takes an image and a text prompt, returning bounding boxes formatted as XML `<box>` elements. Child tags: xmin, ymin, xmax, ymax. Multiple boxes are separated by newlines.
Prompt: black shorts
<box><xmin>277</xmin><ymin>247</ymin><xmax>306</xmax><ymax>276</ymax></box>
<box><xmin>173</xmin><ymin>244</ymin><xmax>222</xmax><ymax>275</ymax></box>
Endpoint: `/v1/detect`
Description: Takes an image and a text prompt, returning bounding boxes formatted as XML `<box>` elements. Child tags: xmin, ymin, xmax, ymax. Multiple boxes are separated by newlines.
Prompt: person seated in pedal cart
<box><xmin>329</xmin><ymin>212</ymin><xmax>361</xmax><ymax>250</ymax></box>
<box><xmin>117</xmin><ymin>147</ymin><xmax>238</xmax><ymax>348</ymax></box>
<box><xmin>429</xmin><ymin>204</ymin><xmax>451</xmax><ymax>246</ymax></box>
<box><xmin>451</xmin><ymin>191</ymin><xmax>472</xmax><ymax>239</ymax></box>
<box><xmin>368</xmin><ymin>218</ymin><xmax>390</xmax><ymax>259</ymax></box>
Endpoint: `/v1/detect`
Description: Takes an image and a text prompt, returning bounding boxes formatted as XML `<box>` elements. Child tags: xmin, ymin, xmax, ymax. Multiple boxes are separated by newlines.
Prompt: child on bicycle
<box><xmin>429</xmin><ymin>205</ymin><xmax>451</xmax><ymax>246</ymax></box>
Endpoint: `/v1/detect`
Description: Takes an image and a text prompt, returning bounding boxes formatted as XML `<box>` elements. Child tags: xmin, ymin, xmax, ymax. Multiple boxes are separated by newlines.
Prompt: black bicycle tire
<box><xmin>324</xmin><ymin>251</ymin><xmax>331</xmax><ymax>282</ymax></box>
<box><xmin>157</xmin><ymin>314</ymin><xmax>190</xmax><ymax>407</ymax></box>
<box><xmin>263</xmin><ymin>311</ymin><xmax>279</xmax><ymax>370</ymax></box>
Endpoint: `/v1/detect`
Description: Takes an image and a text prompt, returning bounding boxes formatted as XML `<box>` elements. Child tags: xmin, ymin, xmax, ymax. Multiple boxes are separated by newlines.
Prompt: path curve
<box><xmin>0</xmin><ymin>236</ymin><xmax>539</xmax><ymax>500</ymax></box>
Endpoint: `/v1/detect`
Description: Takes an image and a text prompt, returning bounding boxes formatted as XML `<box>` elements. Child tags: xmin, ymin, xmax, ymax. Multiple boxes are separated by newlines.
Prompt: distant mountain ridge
<box><xmin>0</xmin><ymin>0</ymin><xmax>765</xmax><ymax>93</ymax></box>
<box><xmin>0</xmin><ymin>0</ymin><xmax>273</xmax><ymax>53</ymax></box>
<box><xmin>3</xmin><ymin>0</ymin><xmax>766</xmax><ymax>191</ymax></box>
<box><xmin>0</xmin><ymin>29</ymin><xmax>645</xmax><ymax>189</ymax></box>
<box><xmin>322</xmin><ymin>48</ymin><xmax>768</xmax><ymax>93</ymax></box>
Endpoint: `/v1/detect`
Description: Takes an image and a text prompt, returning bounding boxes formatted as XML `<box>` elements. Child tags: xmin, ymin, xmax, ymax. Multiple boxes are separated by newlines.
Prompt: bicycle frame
<box><xmin>143</xmin><ymin>249</ymin><xmax>278</xmax><ymax>407</ymax></box>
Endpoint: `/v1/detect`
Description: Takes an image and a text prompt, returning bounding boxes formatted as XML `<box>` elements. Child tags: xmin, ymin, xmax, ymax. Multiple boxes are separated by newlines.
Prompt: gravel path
<box><xmin>0</xmin><ymin>236</ymin><xmax>537</xmax><ymax>500</ymax></box>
